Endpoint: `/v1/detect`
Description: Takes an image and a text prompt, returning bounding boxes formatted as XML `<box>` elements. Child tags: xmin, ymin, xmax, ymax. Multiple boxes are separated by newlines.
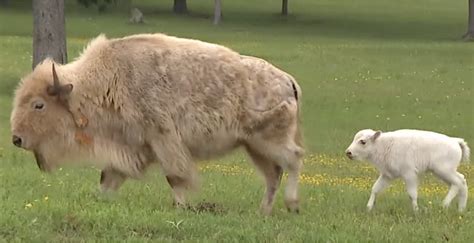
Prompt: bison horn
<box><xmin>47</xmin><ymin>63</ymin><xmax>60</xmax><ymax>96</ymax></box>
<box><xmin>52</xmin><ymin>63</ymin><xmax>60</xmax><ymax>89</ymax></box>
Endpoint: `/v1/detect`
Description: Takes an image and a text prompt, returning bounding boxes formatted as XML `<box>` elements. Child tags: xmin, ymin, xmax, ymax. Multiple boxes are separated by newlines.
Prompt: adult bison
<box><xmin>10</xmin><ymin>33</ymin><xmax>304</xmax><ymax>215</ymax></box>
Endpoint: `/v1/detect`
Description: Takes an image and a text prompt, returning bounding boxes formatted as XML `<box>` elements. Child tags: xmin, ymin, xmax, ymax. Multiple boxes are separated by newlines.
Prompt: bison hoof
<box><xmin>99</xmin><ymin>186</ymin><xmax>116</xmax><ymax>195</ymax></box>
<box><xmin>260</xmin><ymin>205</ymin><xmax>273</xmax><ymax>216</ymax></box>
<box><xmin>96</xmin><ymin>189</ymin><xmax>117</xmax><ymax>202</ymax></box>
<box><xmin>286</xmin><ymin>207</ymin><xmax>300</xmax><ymax>214</ymax></box>
<box><xmin>172</xmin><ymin>201</ymin><xmax>187</xmax><ymax>209</ymax></box>
<box><xmin>285</xmin><ymin>199</ymin><xmax>300</xmax><ymax>214</ymax></box>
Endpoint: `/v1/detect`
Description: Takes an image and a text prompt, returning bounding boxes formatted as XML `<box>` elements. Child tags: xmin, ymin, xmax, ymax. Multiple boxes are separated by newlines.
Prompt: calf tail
<box><xmin>457</xmin><ymin>138</ymin><xmax>470</xmax><ymax>163</ymax></box>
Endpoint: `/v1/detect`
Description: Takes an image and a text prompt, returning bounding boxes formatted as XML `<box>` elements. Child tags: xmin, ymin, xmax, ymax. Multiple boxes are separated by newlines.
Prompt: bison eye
<box><xmin>359</xmin><ymin>140</ymin><xmax>366</xmax><ymax>145</ymax></box>
<box><xmin>32</xmin><ymin>101</ymin><xmax>45</xmax><ymax>111</ymax></box>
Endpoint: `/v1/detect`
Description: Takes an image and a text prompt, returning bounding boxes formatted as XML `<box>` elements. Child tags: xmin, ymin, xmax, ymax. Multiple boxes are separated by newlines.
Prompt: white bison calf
<box><xmin>345</xmin><ymin>129</ymin><xmax>470</xmax><ymax>212</ymax></box>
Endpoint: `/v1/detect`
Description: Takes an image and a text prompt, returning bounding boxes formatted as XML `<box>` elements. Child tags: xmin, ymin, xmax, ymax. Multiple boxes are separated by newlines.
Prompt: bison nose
<box><xmin>12</xmin><ymin>135</ymin><xmax>22</xmax><ymax>148</ymax></box>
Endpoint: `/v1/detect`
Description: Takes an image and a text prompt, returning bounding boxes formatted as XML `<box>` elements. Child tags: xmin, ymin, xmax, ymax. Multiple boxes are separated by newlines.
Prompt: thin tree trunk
<box><xmin>32</xmin><ymin>0</ymin><xmax>67</xmax><ymax>69</ymax></box>
<box><xmin>173</xmin><ymin>0</ymin><xmax>187</xmax><ymax>14</ymax></box>
<box><xmin>463</xmin><ymin>0</ymin><xmax>474</xmax><ymax>40</ymax></box>
<box><xmin>281</xmin><ymin>0</ymin><xmax>288</xmax><ymax>16</ymax></box>
<box><xmin>213</xmin><ymin>0</ymin><xmax>222</xmax><ymax>25</ymax></box>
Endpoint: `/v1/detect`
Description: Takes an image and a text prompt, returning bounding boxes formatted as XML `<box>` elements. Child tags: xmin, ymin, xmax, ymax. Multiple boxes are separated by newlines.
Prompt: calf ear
<box><xmin>371</xmin><ymin>130</ymin><xmax>382</xmax><ymax>141</ymax></box>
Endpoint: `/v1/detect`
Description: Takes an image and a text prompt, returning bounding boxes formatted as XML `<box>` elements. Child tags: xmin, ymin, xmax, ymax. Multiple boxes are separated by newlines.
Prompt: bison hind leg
<box><xmin>281</xmin><ymin>143</ymin><xmax>303</xmax><ymax>214</ymax></box>
<box><xmin>246</xmin><ymin>146</ymin><xmax>284</xmax><ymax>215</ymax></box>
<box><xmin>245</xmin><ymin>134</ymin><xmax>304</xmax><ymax>214</ymax></box>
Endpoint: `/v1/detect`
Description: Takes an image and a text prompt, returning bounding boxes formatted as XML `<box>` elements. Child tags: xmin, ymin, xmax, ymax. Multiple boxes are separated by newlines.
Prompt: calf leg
<box><xmin>367</xmin><ymin>175</ymin><xmax>391</xmax><ymax>211</ymax></box>
<box><xmin>403</xmin><ymin>173</ymin><xmax>419</xmax><ymax>211</ymax></box>
<box><xmin>433</xmin><ymin>170</ymin><xmax>467</xmax><ymax>211</ymax></box>
<box><xmin>246</xmin><ymin>147</ymin><xmax>283</xmax><ymax>215</ymax></box>
<box><xmin>456</xmin><ymin>172</ymin><xmax>468</xmax><ymax>212</ymax></box>
<box><xmin>443</xmin><ymin>185</ymin><xmax>459</xmax><ymax>209</ymax></box>
<box><xmin>100</xmin><ymin>167</ymin><xmax>127</xmax><ymax>193</ymax></box>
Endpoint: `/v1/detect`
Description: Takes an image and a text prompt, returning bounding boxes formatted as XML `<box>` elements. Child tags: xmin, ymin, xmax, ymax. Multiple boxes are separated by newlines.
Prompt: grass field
<box><xmin>0</xmin><ymin>0</ymin><xmax>473</xmax><ymax>241</ymax></box>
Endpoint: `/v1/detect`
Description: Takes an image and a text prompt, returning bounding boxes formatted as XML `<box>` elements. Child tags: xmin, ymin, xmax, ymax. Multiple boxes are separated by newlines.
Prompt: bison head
<box><xmin>10</xmin><ymin>59</ymin><xmax>76</xmax><ymax>172</ymax></box>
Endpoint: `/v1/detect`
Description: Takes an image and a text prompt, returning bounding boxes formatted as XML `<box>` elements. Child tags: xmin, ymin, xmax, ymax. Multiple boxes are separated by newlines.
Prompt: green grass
<box><xmin>0</xmin><ymin>0</ymin><xmax>473</xmax><ymax>241</ymax></box>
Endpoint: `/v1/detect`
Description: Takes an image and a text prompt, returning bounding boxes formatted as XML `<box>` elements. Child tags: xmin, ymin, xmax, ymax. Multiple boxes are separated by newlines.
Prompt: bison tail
<box><xmin>289</xmin><ymin>77</ymin><xmax>304</xmax><ymax>151</ymax></box>
<box><xmin>294</xmin><ymin>120</ymin><xmax>304</xmax><ymax>150</ymax></box>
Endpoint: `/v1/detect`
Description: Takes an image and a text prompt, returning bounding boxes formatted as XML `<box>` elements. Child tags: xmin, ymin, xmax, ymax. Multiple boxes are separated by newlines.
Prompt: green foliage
<box><xmin>0</xmin><ymin>0</ymin><xmax>473</xmax><ymax>241</ymax></box>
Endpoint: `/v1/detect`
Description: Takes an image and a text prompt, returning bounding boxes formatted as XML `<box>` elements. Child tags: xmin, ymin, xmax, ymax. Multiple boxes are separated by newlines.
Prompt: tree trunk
<box><xmin>0</xmin><ymin>0</ymin><xmax>9</xmax><ymax>7</ymax></box>
<box><xmin>463</xmin><ymin>0</ymin><xmax>474</xmax><ymax>40</ymax></box>
<box><xmin>281</xmin><ymin>0</ymin><xmax>288</xmax><ymax>16</ymax></box>
<box><xmin>213</xmin><ymin>0</ymin><xmax>222</xmax><ymax>25</ymax></box>
<box><xmin>173</xmin><ymin>0</ymin><xmax>187</xmax><ymax>14</ymax></box>
<box><xmin>32</xmin><ymin>0</ymin><xmax>67</xmax><ymax>69</ymax></box>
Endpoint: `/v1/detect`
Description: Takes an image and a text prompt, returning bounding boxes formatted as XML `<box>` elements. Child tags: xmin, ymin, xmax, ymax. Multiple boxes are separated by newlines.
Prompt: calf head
<box><xmin>345</xmin><ymin>129</ymin><xmax>381</xmax><ymax>161</ymax></box>
<box><xmin>10</xmin><ymin>60</ymin><xmax>76</xmax><ymax>172</ymax></box>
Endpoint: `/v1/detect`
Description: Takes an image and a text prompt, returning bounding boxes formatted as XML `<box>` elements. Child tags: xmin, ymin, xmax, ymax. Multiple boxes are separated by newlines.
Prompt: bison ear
<box><xmin>371</xmin><ymin>130</ymin><xmax>382</xmax><ymax>141</ymax></box>
<box><xmin>47</xmin><ymin>63</ymin><xmax>73</xmax><ymax>97</ymax></box>
<box><xmin>61</xmin><ymin>83</ymin><xmax>73</xmax><ymax>95</ymax></box>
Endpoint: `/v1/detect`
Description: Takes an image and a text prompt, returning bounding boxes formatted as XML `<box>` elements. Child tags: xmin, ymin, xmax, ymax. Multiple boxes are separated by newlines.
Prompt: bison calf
<box><xmin>10</xmin><ymin>33</ymin><xmax>304</xmax><ymax>215</ymax></box>
<box><xmin>345</xmin><ymin>129</ymin><xmax>470</xmax><ymax>212</ymax></box>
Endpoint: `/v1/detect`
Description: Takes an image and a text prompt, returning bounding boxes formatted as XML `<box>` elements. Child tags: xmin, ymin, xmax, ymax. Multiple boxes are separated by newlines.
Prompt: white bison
<box><xmin>345</xmin><ymin>129</ymin><xmax>470</xmax><ymax>212</ymax></box>
<box><xmin>10</xmin><ymin>33</ymin><xmax>304</xmax><ymax>215</ymax></box>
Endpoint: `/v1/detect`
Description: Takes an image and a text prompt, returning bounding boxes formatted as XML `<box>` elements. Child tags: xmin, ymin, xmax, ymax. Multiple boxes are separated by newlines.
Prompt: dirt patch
<box><xmin>186</xmin><ymin>201</ymin><xmax>226</xmax><ymax>215</ymax></box>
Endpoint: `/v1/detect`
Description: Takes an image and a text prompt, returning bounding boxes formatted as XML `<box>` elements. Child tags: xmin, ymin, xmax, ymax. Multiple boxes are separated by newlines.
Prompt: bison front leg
<box><xmin>148</xmin><ymin>134</ymin><xmax>197</xmax><ymax>209</ymax></box>
<box><xmin>165</xmin><ymin>175</ymin><xmax>189</xmax><ymax>207</ymax></box>
<box><xmin>100</xmin><ymin>167</ymin><xmax>127</xmax><ymax>194</ymax></box>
